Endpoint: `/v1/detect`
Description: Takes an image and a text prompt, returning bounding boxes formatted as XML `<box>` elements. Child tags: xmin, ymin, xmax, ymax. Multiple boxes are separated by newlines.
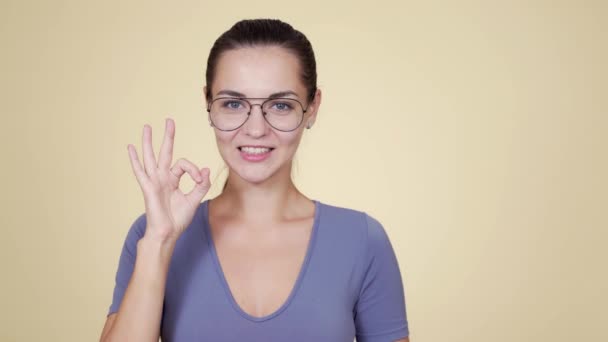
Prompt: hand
<box><xmin>126</xmin><ymin>118</ymin><xmax>211</xmax><ymax>242</ymax></box>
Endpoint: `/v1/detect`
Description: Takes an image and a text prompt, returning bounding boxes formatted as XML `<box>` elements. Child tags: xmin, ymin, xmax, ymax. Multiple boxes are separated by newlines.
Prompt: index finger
<box><xmin>158</xmin><ymin>117</ymin><xmax>175</xmax><ymax>169</ymax></box>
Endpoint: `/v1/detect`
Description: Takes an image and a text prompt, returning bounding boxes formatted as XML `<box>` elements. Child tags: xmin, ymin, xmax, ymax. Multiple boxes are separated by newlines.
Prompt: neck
<box><xmin>212</xmin><ymin>163</ymin><xmax>310</xmax><ymax>223</ymax></box>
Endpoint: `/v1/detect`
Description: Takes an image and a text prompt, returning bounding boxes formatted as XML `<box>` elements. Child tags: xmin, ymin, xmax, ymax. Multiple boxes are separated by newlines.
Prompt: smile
<box><xmin>238</xmin><ymin>146</ymin><xmax>275</xmax><ymax>162</ymax></box>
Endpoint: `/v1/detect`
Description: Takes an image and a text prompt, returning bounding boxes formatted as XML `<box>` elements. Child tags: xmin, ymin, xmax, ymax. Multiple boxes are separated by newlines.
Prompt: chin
<box><xmin>223</xmin><ymin>157</ymin><xmax>274</xmax><ymax>185</ymax></box>
<box><xmin>231</xmin><ymin>165</ymin><xmax>278</xmax><ymax>185</ymax></box>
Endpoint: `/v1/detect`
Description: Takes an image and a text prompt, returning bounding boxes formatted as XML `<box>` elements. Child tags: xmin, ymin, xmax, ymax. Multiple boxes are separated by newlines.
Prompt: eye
<box><xmin>224</xmin><ymin>101</ymin><xmax>242</xmax><ymax>109</ymax></box>
<box><xmin>218</xmin><ymin>98</ymin><xmax>246</xmax><ymax>110</ymax></box>
<box><xmin>270</xmin><ymin>101</ymin><xmax>294</xmax><ymax>111</ymax></box>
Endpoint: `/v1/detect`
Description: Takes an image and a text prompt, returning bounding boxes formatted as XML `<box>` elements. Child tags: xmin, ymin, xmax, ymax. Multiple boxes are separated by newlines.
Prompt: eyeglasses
<box><xmin>206</xmin><ymin>97</ymin><xmax>309</xmax><ymax>132</ymax></box>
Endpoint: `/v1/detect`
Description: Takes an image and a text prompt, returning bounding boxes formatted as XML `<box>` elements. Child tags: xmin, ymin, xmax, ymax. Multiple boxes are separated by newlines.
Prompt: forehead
<box><xmin>213</xmin><ymin>46</ymin><xmax>305</xmax><ymax>98</ymax></box>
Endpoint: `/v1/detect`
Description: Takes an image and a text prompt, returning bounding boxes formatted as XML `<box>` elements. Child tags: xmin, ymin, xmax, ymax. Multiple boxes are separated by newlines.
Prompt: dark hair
<box><xmin>205</xmin><ymin>19</ymin><xmax>318</xmax><ymax>192</ymax></box>
<box><xmin>205</xmin><ymin>18</ymin><xmax>317</xmax><ymax>104</ymax></box>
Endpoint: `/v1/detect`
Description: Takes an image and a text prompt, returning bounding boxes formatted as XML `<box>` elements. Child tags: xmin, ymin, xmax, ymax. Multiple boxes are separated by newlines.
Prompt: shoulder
<box><xmin>318</xmin><ymin>200</ymin><xmax>368</xmax><ymax>228</ymax></box>
<box><xmin>317</xmin><ymin>201</ymin><xmax>399</xmax><ymax>293</ymax></box>
<box><xmin>132</xmin><ymin>212</ymin><xmax>148</xmax><ymax>235</ymax></box>
<box><xmin>317</xmin><ymin>200</ymin><xmax>389</xmax><ymax>246</ymax></box>
<box><xmin>121</xmin><ymin>212</ymin><xmax>148</xmax><ymax>248</ymax></box>
<box><xmin>319</xmin><ymin>200</ymin><xmax>384</xmax><ymax>228</ymax></box>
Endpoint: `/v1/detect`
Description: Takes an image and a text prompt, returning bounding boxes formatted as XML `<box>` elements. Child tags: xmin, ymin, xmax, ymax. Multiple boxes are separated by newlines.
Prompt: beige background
<box><xmin>1</xmin><ymin>0</ymin><xmax>606</xmax><ymax>341</ymax></box>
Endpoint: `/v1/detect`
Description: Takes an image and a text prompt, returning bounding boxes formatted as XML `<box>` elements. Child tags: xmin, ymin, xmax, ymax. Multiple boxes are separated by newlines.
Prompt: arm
<box><xmin>354</xmin><ymin>213</ymin><xmax>410</xmax><ymax>342</ymax></box>
<box><xmin>100</xmin><ymin>232</ymin><xmax>177</xmax><ymax>342</ymax></box>
<box><xmin>101</xmin><ymin>118</ymin><xmax>211</xmax><ymax>341</ymax></box>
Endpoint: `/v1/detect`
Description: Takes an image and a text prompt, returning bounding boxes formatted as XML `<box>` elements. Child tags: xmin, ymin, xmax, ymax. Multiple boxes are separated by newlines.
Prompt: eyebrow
<box><xmin>216</xmin><ymin>89</ymin><xmax>300</xmax><ymax>99</ymax></box>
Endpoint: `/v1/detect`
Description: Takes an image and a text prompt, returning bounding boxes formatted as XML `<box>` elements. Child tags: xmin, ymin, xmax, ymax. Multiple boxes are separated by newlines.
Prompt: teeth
<box><xmin>241</xmin><ymin>146</ymin><xmax>271</xmax><ymax>154</ymax></box>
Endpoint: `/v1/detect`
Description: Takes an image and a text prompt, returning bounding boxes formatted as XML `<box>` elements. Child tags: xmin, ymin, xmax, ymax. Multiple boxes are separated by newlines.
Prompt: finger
<box><xmin>169</xmin><ymin>158</ymin><xmax>202</xmax><ymax>183</ymax></box>
<box><xmin>142</xmin><ymin>124</ymin><xmax>158</xmax><ymax>176</ymax></box>
<box><xmin>127</xmin><ymin>144</ymin><xmax>148</xmax><ymax>188</ymax></box>
<box><xmin>158</xmin><ymin>118</ymin><xmax>175</xmax><ymax>170</ymax></box>
<box><xmin>186</xmin><ymin>168</ymin><xmax>211</xmax><ymax>204</ymax></box>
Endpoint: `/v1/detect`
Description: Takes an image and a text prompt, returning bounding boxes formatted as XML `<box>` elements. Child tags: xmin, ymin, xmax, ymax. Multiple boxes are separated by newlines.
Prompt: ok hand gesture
<box><xmin>127</xmin><ymin>118</ymin><xmax>211</xmax><ymax>242</ymax></box>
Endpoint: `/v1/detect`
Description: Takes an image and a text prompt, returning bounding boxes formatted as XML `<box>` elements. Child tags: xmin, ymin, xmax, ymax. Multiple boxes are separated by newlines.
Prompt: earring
<box><xmin>306</xmin><ymin>122</ymin><xmax>312</xmax><ymax>129</ymax></box>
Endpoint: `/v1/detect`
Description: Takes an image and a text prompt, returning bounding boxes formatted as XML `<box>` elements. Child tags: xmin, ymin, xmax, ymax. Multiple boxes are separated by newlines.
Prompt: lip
<box><xmin>239</xmin><ymin>146</ymin><xmax>274</xmax><ymax>162</ymax></box>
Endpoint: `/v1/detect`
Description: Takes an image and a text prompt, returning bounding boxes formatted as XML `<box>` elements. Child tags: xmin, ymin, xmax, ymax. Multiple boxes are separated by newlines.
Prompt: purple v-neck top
<box><xmin>108</xmin><ymin>199</ymin><xmax>410</xmax><ymax>341</ymax></box>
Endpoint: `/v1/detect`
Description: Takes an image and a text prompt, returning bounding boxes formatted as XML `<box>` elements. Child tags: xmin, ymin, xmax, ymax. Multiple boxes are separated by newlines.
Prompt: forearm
<box><xmin>103</xmin><ymin>232</ymin><xmax>176</xmax><ymax>342</ymax></box>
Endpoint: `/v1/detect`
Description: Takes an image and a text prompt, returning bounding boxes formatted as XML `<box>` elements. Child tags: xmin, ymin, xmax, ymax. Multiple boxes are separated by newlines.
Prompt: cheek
<box><xmin>277</xmin><ymin>131</ymin><xmax>304</xmax><ymax>151</ymax></box>
<box><xmin>215</xmin><ymin>131</ymin><xmax>235</xmax><ymax>143</ymax></box>
<box><xmin>214</xmin><ymin>131</ymin><xmax>237</xmax><ymax>153</ymax></box>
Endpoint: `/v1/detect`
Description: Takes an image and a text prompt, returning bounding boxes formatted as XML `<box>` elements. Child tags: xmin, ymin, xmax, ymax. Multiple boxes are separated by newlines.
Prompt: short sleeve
<box><xmin>354</xmin><ymin>213</ymin><xmax>410</xmax><ymax>342</ymax></box>
<box><xmin>107</xmin><ymin>213</ymin><xmax>147</xmax><ymax>316</ymax></box>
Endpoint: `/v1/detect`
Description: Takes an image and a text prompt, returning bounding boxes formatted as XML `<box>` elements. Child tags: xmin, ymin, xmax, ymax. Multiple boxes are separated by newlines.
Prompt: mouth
<box><xmin>238</xmin><ymin>146</ymin><xmax>274</xmax><ymax>162</ymax></box>
<box><xmin>238</xmin><ymin>146</ymin><xmax>275</xmax><ymax>162</ymax></box>
<box><xmin>237</xmin><ymin>146</ymin><xmax>276</xmax><ymax>152</ymax></box>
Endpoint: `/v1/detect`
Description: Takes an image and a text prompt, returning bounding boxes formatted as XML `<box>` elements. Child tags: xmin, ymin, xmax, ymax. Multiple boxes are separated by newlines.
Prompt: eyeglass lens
<box><xmin>209</xmin><ymin>98</ymin><xmax>304</xmax><ymax>131</ymax></box>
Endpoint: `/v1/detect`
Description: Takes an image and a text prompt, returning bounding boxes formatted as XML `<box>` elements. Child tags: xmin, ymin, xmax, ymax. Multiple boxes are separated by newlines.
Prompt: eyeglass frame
<box><xmin>206</xmin><ymin>96</ymin><xmax>311</xmax><ymax>132</ymax></box>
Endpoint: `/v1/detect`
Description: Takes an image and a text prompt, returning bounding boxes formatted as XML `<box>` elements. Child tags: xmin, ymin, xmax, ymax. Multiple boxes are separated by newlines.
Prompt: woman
<box><xmin>100</xmin><ymin>19</ymin><xmax>410</xmax><ymax>342</ymax></box>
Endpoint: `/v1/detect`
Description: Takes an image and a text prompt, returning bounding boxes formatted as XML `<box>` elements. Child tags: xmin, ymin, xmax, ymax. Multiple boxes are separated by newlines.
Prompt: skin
<box><xmin>204</xmin><ymin>45</ymin><xmax>321</xmax><ymax>222</ymax></box>
<box><xmin>100</xmin><ymin>45</ymin><xmax>409</xmax><ymax>342</ymax></box>
<box><xmin>203</xmin><ymin>45</ymin><xmax>322</xmax><ymax>321</ymax></box>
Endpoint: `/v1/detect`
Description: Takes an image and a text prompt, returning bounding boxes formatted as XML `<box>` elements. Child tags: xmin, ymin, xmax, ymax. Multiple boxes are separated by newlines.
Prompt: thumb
<box><xmin>186</xmin><ymin>168</ymin><xmax>211</xmax><ymax>203</ymax></box>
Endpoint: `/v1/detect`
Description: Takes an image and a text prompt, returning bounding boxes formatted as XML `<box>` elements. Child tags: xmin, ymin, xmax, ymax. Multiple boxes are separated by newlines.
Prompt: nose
<box><xmin>242</xmin><ymin>104</ymin><xmax>269</xmax><ymax>137</ymax></box>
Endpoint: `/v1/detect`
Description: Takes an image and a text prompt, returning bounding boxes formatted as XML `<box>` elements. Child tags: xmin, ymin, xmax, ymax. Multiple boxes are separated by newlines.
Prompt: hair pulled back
<box><xmin>205</xmin><ymin>19</ymin><xmax>317</xmax><ymax>104</ymax></box>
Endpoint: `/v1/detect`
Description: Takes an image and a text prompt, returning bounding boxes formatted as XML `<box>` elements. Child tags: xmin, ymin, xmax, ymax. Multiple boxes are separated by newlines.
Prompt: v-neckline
<box><xmin>202</xmin><ymin>199</ymin><xmax>322</xmax><ymax>322</ymax></box>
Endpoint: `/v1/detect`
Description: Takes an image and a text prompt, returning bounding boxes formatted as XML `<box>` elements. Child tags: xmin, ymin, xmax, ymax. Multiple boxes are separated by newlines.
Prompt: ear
<box><xmin>203</xmin><ymin>85</ymin><xmax>213</xmax><ymax>127</ymax></box>
<box><xmin>306</xmin><ymin>88</ymin><xmax>322</xmax><ymax>128</ymax></box>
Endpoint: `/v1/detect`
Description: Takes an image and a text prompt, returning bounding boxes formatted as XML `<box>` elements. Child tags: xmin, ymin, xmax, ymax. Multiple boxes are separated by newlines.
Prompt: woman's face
<box><xmin>204</xmin><ymin>46</ymin><xmax>321</xmax><ymax>185</ymax></box>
